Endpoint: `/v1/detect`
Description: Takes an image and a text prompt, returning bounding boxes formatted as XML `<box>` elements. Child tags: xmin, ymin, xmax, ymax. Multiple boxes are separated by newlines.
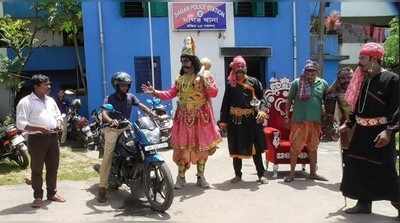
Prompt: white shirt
<box><xmin>16</xmin><ymin>93</ymin><xmax>62</xmax><ymax>130</ymax></box>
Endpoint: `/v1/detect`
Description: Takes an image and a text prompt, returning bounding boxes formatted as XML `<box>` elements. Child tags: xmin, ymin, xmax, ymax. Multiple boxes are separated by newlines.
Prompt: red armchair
<box><xmin>263</xmin><ymin>78</ymin><xmax>310</xmax><ymax>178</ymax></box>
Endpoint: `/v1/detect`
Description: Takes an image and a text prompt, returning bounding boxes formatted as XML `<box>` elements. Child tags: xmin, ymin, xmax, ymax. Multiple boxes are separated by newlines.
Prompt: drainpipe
<box><xmin>148</xmin><ymin>1</ymin><xmax>155</xmax><ymax>87</ymax></box>
<box><xmin>98</xmin><ymin>0</ymin><xmax>107</xmax><ymax>99</ymax></box>
<box><xmin>292</xmin><ymin>0</ymin><xmax>297</xmax><ymax>80</ymax></box>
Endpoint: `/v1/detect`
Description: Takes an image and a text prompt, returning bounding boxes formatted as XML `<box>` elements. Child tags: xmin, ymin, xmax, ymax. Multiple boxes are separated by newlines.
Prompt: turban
<box><xmin>359</xmin><ymin>42</ymin><xmax>384</xmax><ymax>59</ymax></box>
<box><xmin>227</xmin><ymin>56</ymin><xmax>247</xmax><ymax>87</ymax></box>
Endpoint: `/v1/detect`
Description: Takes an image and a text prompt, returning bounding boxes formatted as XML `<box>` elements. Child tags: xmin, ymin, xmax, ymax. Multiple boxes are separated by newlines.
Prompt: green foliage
<box><xmin>0</xmin><ymin>16</ymin><xmax>37</xmax><ymax>90</ymax></box>
<box><xmin>384</xmin><ymin>17</ymin><xmax>399</xmax><ymax>69</ymax></box>
<box><xmin>38</xmin><ymin>0</ymin><xmax>82</xmax><ymax>38</ymax></box>
<box><xmin>38</xmin><ymin>0</ymin><xmax>86</xmax><ymax>92</ymax></box>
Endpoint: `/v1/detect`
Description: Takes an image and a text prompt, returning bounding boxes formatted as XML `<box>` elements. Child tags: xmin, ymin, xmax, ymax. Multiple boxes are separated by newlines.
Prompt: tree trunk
<box><xmin>73</xmin><ymin>34</ymin><xmax>86</xmax><ymax>93</ymax></box>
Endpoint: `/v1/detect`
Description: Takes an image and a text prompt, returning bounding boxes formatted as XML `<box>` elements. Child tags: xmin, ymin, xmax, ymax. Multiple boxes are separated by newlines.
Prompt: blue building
<box><xmin>82</xmin><ymin>0</ymin><xmax>342</xmax><ymax>120</ymax></box>
<box><xmin>1</xmin><ymin>0</ymin><xmax>87</xmax><ymax>116</ymax></box>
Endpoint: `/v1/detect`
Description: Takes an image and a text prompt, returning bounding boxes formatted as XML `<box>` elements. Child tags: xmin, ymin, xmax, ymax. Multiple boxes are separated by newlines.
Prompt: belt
<box><xmin>229</xmin><ymin>107</ymin><xmax>255</xmax><ymax>125</ymax></box>
<box><xmin>355</xmin><ymin>116</ymin><xmax>387</xmax><ymax>127</ymax></box>
<box><xmin>229</xmin><ymin>107</ymin><xmax>255</xmax><ymax>117</ymax></box>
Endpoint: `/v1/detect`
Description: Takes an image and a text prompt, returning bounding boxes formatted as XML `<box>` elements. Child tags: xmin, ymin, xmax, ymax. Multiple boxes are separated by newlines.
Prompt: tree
<box><xmin>384</xmin><ymin>17</ymin><xmax>399</xmax><ymax>73</ymax></box>
<box><xmin>38</xmin><ymin>0</ymin><xmax>86</xmax><ymax>92</ymax></box>
<box><xmin>0</xmin><ymin>15</ymin><xmax>43</xmax><ymax>113</ymax></box>
<box><xmin>0</xmin><ymin>16</ymin><xmax>37</xmax><ymax>90</ymax></box>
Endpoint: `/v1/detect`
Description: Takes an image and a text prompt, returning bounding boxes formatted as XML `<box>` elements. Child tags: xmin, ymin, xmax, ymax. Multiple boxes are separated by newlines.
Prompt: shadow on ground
<box><xmin>173</xmin><ymin>183</ymin><xmax>208</xmax><ymax>202</ymax></box>
<box><xmin>325</xmin><ymin>205</ymin><xmax>398</xmax><ymax>223</ymax></box>
<box><xmin>85</xmin><ymin>183</ymin><xmax>171</xmax><ymax>221</ymax></box>
<box><xmin>0</xmin><ymin>200</ymin><xmax>51</xmax><ymax>215</ymax></box>
<box><xmin>0</xmin><ymin>160</ymin><xmax>24</xmax><ymax>175</ymax></box>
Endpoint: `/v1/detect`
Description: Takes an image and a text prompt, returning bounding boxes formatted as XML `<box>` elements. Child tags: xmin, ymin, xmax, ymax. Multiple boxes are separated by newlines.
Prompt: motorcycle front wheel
<box><xmin>143</xmin><ymin>162</ymin><xmax>174</xmax><ymax>212</ymax></box>
<box><xmin>14</xmin><ymin>144</ymin><xmax>29</xmax><ymax>169</ymax></box>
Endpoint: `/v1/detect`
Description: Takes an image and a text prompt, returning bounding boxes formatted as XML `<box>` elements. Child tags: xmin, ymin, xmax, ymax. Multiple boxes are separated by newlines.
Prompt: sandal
<box><xmin>24</xmin><ymin>177</ymin><xmax>32</xmax><ymax>185</ymax></box>
<box><xmin>284</xmin><ymin>176</ymin><xmax>294</xmax><ymax>183</ymax></box>
<box><xmin>309</xmin><ymin>174</ymin><xmax>328</xmax><ymax>181</ymax></box>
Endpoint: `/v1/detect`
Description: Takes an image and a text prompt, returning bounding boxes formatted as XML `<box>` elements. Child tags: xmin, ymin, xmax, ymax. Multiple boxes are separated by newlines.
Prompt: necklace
<box><xmin>357</xmin><ymin>78</ymin><xmax>371</xmax><ymax>114</ymax></box>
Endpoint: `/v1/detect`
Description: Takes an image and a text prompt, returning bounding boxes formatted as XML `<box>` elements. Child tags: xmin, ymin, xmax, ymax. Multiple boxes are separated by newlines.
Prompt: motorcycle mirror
<box><xmin>101</xmin><ymin>104</ymin><xmax>114</xmax><ymax>112</ymax></box>
<box><xmin>153</xmin><ymin>97</ymin><xmax>161</xmax><ymax>105</ymax></box>
<box><xmin>146</xmin><ymin>99</ymin><xmax>153</xmax><ymax>105</ymax></box>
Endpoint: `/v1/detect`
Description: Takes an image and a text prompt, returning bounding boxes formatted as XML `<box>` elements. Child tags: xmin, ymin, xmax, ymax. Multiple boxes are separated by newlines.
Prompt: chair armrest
<box><xmin>264</xmin><ymin>127</ymin><xmax>280</xmax><ymax>136</ymax></box>
<box><xmin>264</xmin><ymin>127</ymin><xmax>281</xmax><ymax>149</ymax></box>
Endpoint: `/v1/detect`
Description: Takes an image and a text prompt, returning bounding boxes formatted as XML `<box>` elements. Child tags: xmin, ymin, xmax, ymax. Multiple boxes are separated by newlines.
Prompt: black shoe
<box><xmin>97</xmin><ymin>187</ymin><xmax>107</xmax><ymax>203</ymax></box>
<box><xmin>391</xmin><ymin>201</ymin><xmax>400</xmax><ymax>220</ymax></box>
<box><xmin>93</xmin><ymin>164</ymin><xmax>100</xmax><ymax>173</ymax></box>
<box><xmin>345</xmin><ymin>201</ymin><xmax>371</xmax><ymax>214</ymax></box>
<box><xmin>230</xmin><ymin>176</ymin><xmax>242</xmax><ymax>184</ymax></box>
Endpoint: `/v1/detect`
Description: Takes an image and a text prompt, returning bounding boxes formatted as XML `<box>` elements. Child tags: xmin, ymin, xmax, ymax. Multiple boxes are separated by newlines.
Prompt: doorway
<box><xmin>224</xmin><ymin>56</ymin><xmax>267</xmax><ymax>88</ymax></box>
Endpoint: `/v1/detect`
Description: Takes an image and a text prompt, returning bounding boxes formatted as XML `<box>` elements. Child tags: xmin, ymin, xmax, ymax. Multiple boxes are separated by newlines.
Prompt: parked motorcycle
<box><xmin>66</xmin><ymin>99</ymin><xmax>95</xmax><ymax>150</ymax></box>
<box><xmin>145</xmin><ymin>97</ymin><xmax>173</xmax><ymax>144</ymax></box>
<box><xmin>104</xmin><ymin>104</ymin><xmax>174</xmax><ymax>212</ymax></box>
<box><xmin>0</xmin><ymin>124</ymin><xmax>29</xmax><ymax>168</ymax></box>
<box><xmin>89</xmin><ymin>106</ymin><xmax>105</xmax><ymax>157</ymax></box>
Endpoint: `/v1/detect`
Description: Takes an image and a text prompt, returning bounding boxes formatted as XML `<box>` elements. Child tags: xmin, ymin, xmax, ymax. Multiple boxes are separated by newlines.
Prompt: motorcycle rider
<box><xmin>97</xmin><ymin>71</ymin><xmax>157</xmax><ymax>203</ymax></box>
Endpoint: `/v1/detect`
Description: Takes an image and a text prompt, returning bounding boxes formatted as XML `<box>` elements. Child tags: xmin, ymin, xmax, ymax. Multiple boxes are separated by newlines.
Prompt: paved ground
<box><xmin>0</xmin><ymin>139</ymin><xmax>398</xmax><ymax>222</ymax></box>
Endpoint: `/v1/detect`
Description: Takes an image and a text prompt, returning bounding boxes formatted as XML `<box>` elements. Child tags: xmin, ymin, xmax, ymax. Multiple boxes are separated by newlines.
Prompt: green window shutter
<box><xmin>144</xmin><ymin>2</ymin><xmax>168</xmax><ymax>17</ymax></box>
<box><xmin>254</xmin><ymin>1</ymin><xmax>265</xmax><ymax>17</ymax></box>
<box><xmin>234</xmin><ymin>2</ymin><xmax>253</xmax><ymax>17</ymax></box>
<box><xmin>264</xmin><ymin>2</ymin><xmax>278</xmax><ymax>17</ymax></box>
<box><xmin>121</xmin><ymin>1</ymin><xmax>144</xmax><ymax>17</ymax></box>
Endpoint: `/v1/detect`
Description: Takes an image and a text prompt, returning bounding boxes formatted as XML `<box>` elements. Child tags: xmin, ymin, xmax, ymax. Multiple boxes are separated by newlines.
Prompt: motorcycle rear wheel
<box><xmin>143</xmin><ymin>162</ymin><xmax>174</xmax><ymax>212</ymax></box>
<box><xmin>14</xmin><ymin>144</ymin><xmax>29</xmax><ymax>169</ymax></box>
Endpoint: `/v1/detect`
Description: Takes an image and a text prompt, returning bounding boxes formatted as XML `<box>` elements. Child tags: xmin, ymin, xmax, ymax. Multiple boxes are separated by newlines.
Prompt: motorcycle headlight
<box><xmin>142</xmin><ymin>129</ymin><xmax>160</xmax><ymax>144</ymax></box>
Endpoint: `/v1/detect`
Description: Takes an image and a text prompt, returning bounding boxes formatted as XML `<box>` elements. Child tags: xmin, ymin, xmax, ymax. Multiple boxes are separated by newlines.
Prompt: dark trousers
<box><xmin>233</xmin><ymin>153</ymin><xmax>265</xmax><ymax>178</ymax></box>
<box><xmin>28</xmin><ymin>133</ymin><xmax>60</xmax><ymax>199</ymax></box>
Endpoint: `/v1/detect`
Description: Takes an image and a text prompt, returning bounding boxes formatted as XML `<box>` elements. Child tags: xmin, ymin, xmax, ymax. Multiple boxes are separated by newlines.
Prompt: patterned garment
<box><xmin>156</xmin><ymin>73</ymin><xmax>221</xmax><ymax>165</ymax></box>
<box><xmin>289</xmin><ymin>122</ymin><xmax>321</xmax><ymax>152</ymax></box>
<box><xmin>298</xmin><ymin>75</ymin><xmax>311</xmax><ymax>101</ymax></box>
<box><xmin>345</xmin><ymin>67</ymin><xmax>364</xmax><ymax>111</ymax></box>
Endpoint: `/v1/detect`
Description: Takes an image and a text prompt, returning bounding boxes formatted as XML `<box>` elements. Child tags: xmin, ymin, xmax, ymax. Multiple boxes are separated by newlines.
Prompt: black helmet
<box><xmin>71</xmin><ymin>99</ymin><xmax>81</xmax><ymax>109</ymax></box>
<box><xmin>111</xmin><ymin>72</ymin><xmax>132</xmax><ymax>90</ymax></box>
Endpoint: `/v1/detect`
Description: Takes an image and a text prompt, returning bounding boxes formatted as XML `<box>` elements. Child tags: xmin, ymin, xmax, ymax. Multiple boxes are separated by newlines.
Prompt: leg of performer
<box><xmin>196</xmin><ymin>160</ymin><xmax>210</xmax><ymax>188</ymax></box>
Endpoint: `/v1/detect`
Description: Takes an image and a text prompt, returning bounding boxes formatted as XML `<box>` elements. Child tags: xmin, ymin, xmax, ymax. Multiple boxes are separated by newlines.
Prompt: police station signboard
<box><xmin>172</xmin><ymin>2</ymin><xmax>226</xmax><ymax>31</ymax></box>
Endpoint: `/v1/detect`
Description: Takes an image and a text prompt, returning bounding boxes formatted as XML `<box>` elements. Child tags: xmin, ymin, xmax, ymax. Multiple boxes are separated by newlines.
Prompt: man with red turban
<box><xmin>219</xmin><ymin>56</ymin><xmax>268</xmax><ymax>184</ymax></box>
<box><xmin>339</xmin><ymin>42</ymin><xmax>400</xmax><ymax>217</ymax></box>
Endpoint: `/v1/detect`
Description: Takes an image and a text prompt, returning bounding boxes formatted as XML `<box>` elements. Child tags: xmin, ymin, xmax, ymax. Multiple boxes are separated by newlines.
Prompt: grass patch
<box><xmin>0</xmin><ymin>147</ymin><xmax>99</xmax><ymax>186</ymax></box>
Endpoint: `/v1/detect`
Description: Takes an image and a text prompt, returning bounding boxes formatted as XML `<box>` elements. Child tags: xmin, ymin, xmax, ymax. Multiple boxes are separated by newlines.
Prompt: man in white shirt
<box><xmin>16</xmin><ymin>74</ymin><xmax>66</xmax><ymax>208</ymax></box>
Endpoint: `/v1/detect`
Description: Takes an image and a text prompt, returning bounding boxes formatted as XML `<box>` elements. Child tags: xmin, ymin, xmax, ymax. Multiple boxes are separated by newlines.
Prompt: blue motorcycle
<box><xmin>103</xmin><ymin>104</ymin><xmax>174</xmax><ymax>212</ymax></box>
<box><xmin>145</xmin><ymin>97</ymin><xmax>173</xmax><ymax>144</ymax></box>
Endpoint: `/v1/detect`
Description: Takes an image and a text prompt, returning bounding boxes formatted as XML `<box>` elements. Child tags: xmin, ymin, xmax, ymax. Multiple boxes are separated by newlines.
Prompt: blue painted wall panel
<box><xmin>82</xmin><ymin>0</ymin><xmax>171</xmax><ymax>120</ymax></box>
<box><xmin>235</xmin><ymin>0</ymin><xmax>311</xmax><ymax>81</ymax></box>
<box><xmin>7</xmin><ymin>47</ymin><xmax>85</xmax><ymax>71</ymax></box>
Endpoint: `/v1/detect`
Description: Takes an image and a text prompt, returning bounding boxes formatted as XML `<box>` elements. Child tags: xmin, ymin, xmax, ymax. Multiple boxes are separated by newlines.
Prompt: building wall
<box><xmin>82</xmin><ymin>0</ymin><xmax>341</xmax><ymax>119</ymax></box>
<box><xmin>340</xmin><ymin>2</ymin><xmax>398</xmax><ymax>65</ymax></box>
<box><xmin>83</xmin><ymin>0</ymin><xmax>171</xmax><ymax>119</ymax></box>
<box><xmin>33</xmin><ymin>30</ymin><xmax>64</xmax><ymax>47</ymax></box>
<box><xmin>168</xmin><ymin>2</ymin><xmax>235</xmax><ymax>119</ymax></box>
<box><xmin>340</xmin><ymin>43</ymin><xmax>364</xmax><ymax>65</ymax></box>
<box><xmin>7</xmin><ymin>47</ymin><xmax>85</xmax><ymax>71</ymax></box>
<box><xmin>341</xmin><ymin>2</ymin><xmax>398</xmax><ymax>17</ymax></box>
<box><xmin>235</xmin><ymin>0</ymin><xmax>311</xmax><ymax>80</ymax></box>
